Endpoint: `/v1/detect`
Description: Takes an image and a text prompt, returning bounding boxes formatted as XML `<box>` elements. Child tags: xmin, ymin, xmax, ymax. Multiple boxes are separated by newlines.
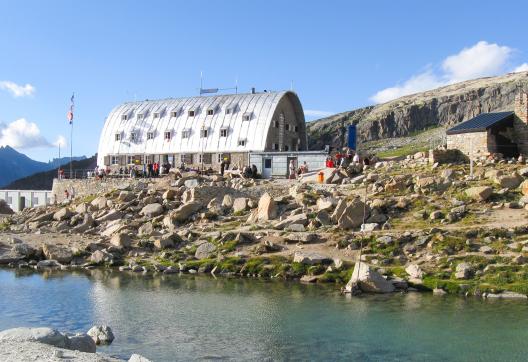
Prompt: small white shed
<box><xmin>249</xmin><ymin>151</ymin><xmax>327</xmax><ymax>178</ymax></box>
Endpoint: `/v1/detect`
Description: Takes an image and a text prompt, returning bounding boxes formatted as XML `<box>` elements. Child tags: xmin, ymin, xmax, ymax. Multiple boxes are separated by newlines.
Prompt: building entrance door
<box><xmin>262</xmin><ymin>158</ymin><xmax>272</xmax><ymax>178</ymax></box>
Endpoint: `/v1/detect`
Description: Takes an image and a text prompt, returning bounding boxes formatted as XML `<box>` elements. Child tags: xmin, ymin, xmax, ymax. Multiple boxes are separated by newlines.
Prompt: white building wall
<box><xmin>0</xmin><ymin>190</ymin><xmax>53</xmax><ymax>212</ymax></box>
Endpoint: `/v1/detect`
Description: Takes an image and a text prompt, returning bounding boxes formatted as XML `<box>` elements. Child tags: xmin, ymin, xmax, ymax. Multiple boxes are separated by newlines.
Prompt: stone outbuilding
<box><xmin>446</xmin><ymin>92</ymin><xmax>528</xmax><ymax>158</ymax></box>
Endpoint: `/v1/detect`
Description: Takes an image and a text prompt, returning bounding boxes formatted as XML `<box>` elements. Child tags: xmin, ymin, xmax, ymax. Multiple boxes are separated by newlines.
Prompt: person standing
<box><xmin>289</xmin><ymin>160</ymin><xmax>296</xmax><ymax>179</ymax></box>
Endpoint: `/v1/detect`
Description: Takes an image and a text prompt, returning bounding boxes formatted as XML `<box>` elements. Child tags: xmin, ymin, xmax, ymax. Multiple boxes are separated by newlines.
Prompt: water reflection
<box><xmin>1</xmin><ymin>269</ymin><xmax>528</xmax><ymax>361</ymax></box>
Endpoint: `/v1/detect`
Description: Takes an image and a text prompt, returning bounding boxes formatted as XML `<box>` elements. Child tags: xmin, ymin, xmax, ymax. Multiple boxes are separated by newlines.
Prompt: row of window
<box><xmin>115</xmin><ymin>129</ymin><xmax>246</xmax><ymax>143</ymax></box>
<box><xmin>110</xmin><ymin>153</ymin><xmax>232</xmax><ymax>166</ymax></box>
<box><xmin>272</xmin><ymin>120</ymin><xmax>299</xmax><ymax>132</ymax></box>
<box><xmin>121</xmin><ymin>107</ymin><xmax>247</xmax><ymax>121</ymax></box>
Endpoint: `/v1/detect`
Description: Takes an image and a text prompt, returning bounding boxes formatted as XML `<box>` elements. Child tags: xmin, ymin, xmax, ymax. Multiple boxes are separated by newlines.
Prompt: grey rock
<box><xmin>87</xmin><ymin>325</ymin><xmax>114</xmax><ymax>345</ymax></box>
<box><xmin>345</xmin><ymin>262</ymin><xmax>395</xmax><ymax>293</ymax></box>
<box><xmin>195</xmin><ymin>242</ymin><xmax>216</xmax><ymax>259</ymax></box>
<box><xmin>140</xmin><ymin>203</ymin><xmax>164</xmax><ymax>218</ymax></box>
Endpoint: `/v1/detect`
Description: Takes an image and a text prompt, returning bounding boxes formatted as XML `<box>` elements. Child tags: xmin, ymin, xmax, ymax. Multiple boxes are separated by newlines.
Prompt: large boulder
<box><xmin>465</xmin><ymin>186</ymin><xmax>493</xmax><ymax>201</ymax></box>
<box><xmin>53</xmin><ymin>207</ymin><xmax>73</xmax><ymax>221</ymax></box>
<box><xmin>275</xmin><ymin>213</ymin><xmax>309</xmax><ymax>230</ymax></box>
<box><xmin>90</xmin><ymin>249</ymin><xmax>114</xmax><ymax>264</ymax></box>
<box><xmin>232</xmin><ymin>197</ymin><xmax>248</xmax><ymax>213</ymax></box>
<box><xmin>66</xmin><ymin>333</ymin><xmax>96</xmax><ymax>353</ymax></box>
<box><xmin>91</xmin><ymin>196</ymin><xmax>108</xmax><ymax>210</ymax></box>
<box><xmin>87</xmin><ymin>325</ymin><xmax>114</xmax><ymax>345</ymax></box>
<box><xmin>195</xmin><ymin>242</ymin><xmax>216</xmax><ymax>259</ymax></box>
<box><xmin>140</xmin><ymin>203</ymin><xmax>164</xmax><ymax>218</ymax></box>
<box><xmin>118</xmin><ymin>191</ymin><xmax>136</xmax><ymax>202</ymax></box>
<box><xmin>0</xmin><ymin>199</ymin><xmax>14</xmax><ymax>214</ymax></box>
<box><xmin>316</xmin><ymin>197</ymin><xmax>336</xmax><ymax>211</ymax></box>
<box><xmin>171</xmin><ymin>201</ymin><xmax>203</xmax><ymax>222</ymax></box>
<box><xmin>405</xmin><ymin>264</ymin><xmax>424</xmax><ymax>279</ymax></box>
<box><xmin>521</xmin><ymin>180</ymin><xmax>528</xmax><ymax>196</ymax></box>
<box><xmin>42</xmin><ymin>244</ymin><xmax>73</xmax><ymax>264</ymax></box>
<box><xmin>495</xmin><ymin>174</ymin><xmax>523</xmax><ymax>189</ymax></box>
<box><xmin>455</xmin><ymin>262</ymin><xmax>473</xmax><ymax>279</ymax></box>
<box><xmin>345</xmin><ymin>262</ymin><xmax>395</xmax><ymax>293</ymax></box>
<box><xmin>96</xmin><ymin>209</ymin><xmax>123</xmax><ymax>223</ymax></box>
<box><xmin>337</xmin><ymin>198</ymin><xmax>368</xmax><ymax>229</ymax></box>
<box><xmin>0</xmin><ymin>327</ymin><xmax>69</xmax><ymax>349</ymax></box>
<box><xmin>293</xmin><ymin>252</ymin><xmax>330</xmax><ymax>265</ymax></box>
<box><xmin>110</xmin><ymin>233</ymin><xmax>132</xmax><ymax>248</ymax></box>
<box><xmin>129</xmin><ymin>354</ymin><xmax>153</xmax><ymax>362</ymax></box>
<box><xmin>256</xmin><ymin>193</ymin><xmax>277</xmax><ymax>221</ymax></box>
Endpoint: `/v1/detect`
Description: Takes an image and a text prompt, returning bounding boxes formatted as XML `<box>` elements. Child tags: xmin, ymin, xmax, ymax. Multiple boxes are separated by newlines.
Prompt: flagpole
<box><xmin>70</xmin><ymin>121</ymin><xmax>73</xmax><ymax>178</ymax></box>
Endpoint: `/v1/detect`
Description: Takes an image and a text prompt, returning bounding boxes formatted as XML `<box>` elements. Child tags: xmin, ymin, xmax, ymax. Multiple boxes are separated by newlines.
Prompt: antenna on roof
<box><xmin>235</xmin><ymin>76</ymin><xmax>238</xmax><ymax>94</ymax></box>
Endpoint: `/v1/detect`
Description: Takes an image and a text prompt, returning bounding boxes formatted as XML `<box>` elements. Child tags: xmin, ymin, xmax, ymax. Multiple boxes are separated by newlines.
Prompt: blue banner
<box><xmin>347</xmin><ymin>124</ymin><xmax>357</xmax><ymax>150</ymax></box>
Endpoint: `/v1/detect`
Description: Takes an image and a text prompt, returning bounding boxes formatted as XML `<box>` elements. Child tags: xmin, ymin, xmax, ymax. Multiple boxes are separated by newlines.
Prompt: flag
<box><xmin>67</xmin><ymin>93</ymin><xmax>74</xmax><ymax>124</ymax></box>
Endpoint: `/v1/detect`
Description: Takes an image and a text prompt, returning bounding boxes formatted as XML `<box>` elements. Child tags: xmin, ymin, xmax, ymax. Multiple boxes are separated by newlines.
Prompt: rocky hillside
<box><xmin>308</xmin><ymin>71</ymin><xmax>528</xmax><ymax>150</ymax></box>
<box><xmin>3</xmin><ymin>155</ymin><xmax>528</xmax><ymax>298</ymax></box>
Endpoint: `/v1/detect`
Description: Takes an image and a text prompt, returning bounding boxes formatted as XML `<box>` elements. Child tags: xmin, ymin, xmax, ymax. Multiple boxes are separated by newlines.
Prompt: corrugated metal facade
<box><xmin>97</xmin><ymin>91</ymin><xmax>306</xmax><ymax>167</ymax></box>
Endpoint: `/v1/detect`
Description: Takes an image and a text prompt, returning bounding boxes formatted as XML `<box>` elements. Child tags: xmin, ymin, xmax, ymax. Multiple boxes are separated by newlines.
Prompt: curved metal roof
<box><xmin>97</xmin><ymin>91</ymin><xmax>302</xmax><ymax>165</ymax></box>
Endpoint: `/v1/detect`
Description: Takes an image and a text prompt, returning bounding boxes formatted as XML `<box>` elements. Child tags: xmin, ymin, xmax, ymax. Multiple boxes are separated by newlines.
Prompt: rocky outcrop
<box><xmin>307</xmin><ymin>71</ymin><xmax>528</xmax><ymax>149</ymax></box>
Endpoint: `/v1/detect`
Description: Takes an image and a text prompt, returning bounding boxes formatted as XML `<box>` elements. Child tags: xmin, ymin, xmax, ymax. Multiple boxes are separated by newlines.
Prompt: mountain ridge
<box><xmin>0</xmin><ymin>145</ymin><xmax>86</xmax><ymax>188</ymax></box>
<box><xmin>307</xmin><ymin>71</ymin><xmax>528</xmax><ymax>150</ymax></box>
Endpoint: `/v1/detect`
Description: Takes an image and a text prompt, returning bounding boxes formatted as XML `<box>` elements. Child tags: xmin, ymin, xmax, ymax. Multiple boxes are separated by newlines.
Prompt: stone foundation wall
<box><xmin>51</xmin><ymin>178</ymin><xmax>149</xmax><ymax>203</ymax></box>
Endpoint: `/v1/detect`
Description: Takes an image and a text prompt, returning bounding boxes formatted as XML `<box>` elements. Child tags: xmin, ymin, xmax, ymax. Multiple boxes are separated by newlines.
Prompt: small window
<box><xmin>264</xmin><ymin>159</ymin><xmax>272</xmax><ymax>168</ymax></box>
<box><xmin>170</xmin><ymin>111</ymin><xmax>178</xmax><ymax>117</ymax></box>
<box><xmin>226</xmin><ymin>108</ymin><xmax>232</xmax><ymax>115</ymax></box>
<box><xmin>273</xmin><ymin>143</ymin><xmax>279</xmax><ymax>151</ymax></box>
<box><xmin>147</xmin><ymin>132</ymin><xmax>154</xmax><ymax>140</ymax></box>
<box><xmin>115</xmin><ymin>133</ymin><xmax>121</xmax><ymax>141</ymax></box>
<box><xmin>242</xmin><ymin>113</ymin><xmax>251</xmax><ymax>121</ymax></box>
<box><xmin>164</xmin><ymin>131</ymin><xmax>172</xmax><ymax>140</ymax></box>
<box><xmin>285</xmin><ymin>124</ymin><xmax>290</xmax><ymax>131</ymax></box>
<box><xmin>153</xmin><ymin>112</ymin><xmax>160</xmax><ymax>119</ymax></box>
<box><xmin>111</xmin><ymin>156</ymin><xmax>119</xmax><ymax>165</ymax></box>
<box><xmin>182</xmin><ymin>129</ymin><xmax>191</xmax><ymax>139</ymax></box>
<box><xmin>130</xmin><ymin>132</ymin><xmax>138</xmax><ymax>142</ymax></box>
<box><xmin>121</xmin><ymin>114</ymin><xmax>128</xmax><ymax>121</ymax></box>
<box><xmin>137</xmin><ymin>114</ymin><xmax>144</xmax><ymax>120</ymax></box>
<box><xmin>217</xmin><ymin>154</ymin><xmax>223</xmax><ymax>163</ymax></box>
<box><xmin>188</xmin><ymin>110</ymin><xmax>195</xmax><ymax>117</ymax></box>
<box><xmin>238</xmin><ymin>139</ymin><xmax>247</xmax><ymax>147</ymax></box>
<box><xmin>294</xmin><ymin>125</ymin><xmax>299</xmax><ymax>132</ymax></box>
<box><xmin>207</xmin><ymin>109</ymin><xmax>214</xmax><ymax>116</ymax></box>
<box><xmin>200</xmin><ymin>129</ymin><xmax>208</xmax><ymax>138</ymax></box>
<box><xmin>220</xmin><ymin>128</ymin><xmax>228</xmax><ymax>137</ymax></box>
<box><xmin>284</xmin><ymin>145</ymin><xmax>289</xmax><ymax>151</ymax></box>
<box><xmin>127</xmin><ymin>156</ymin><xmax>133</xmax><ymax>164</ymax></box>
<box><xmin>274</xmin><ymin>120</ymin><xmax>279</xmax><ymax>128</ymax></box>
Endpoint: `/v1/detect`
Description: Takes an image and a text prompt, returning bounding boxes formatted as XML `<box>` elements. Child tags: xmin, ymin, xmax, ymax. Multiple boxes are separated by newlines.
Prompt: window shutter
<box><xmin>103</xmin><ymin>156</ymin><xmax>110</xmax><ymax>166</ymax></box>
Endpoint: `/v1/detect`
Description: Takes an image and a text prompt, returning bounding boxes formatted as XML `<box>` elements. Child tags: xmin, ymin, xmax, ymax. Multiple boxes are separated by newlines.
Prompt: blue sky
<box><xmin>1</xmin><ymin>0</ymin><xmax>528</xmax><ymax>161</ymax></box>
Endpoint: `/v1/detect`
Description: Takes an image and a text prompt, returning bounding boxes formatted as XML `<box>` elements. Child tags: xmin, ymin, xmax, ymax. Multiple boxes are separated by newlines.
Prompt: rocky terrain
<box><xmin>307</xmin><ymin>71</ymin><xmax>528</xmax><ymax>152</ymax></box>
<box><xmin>2</xmin><ymin>156</ymin><xmax>528</xmax><ymax>298</ymax></box>
<box><xmin>0</xmin><ymin>325</ymin><xmax>150</xmax><ymax>361</ymax></box>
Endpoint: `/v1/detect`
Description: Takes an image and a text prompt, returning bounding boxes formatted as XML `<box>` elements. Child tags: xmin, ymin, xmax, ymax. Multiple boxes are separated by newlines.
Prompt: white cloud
<box><xmin>0</xmin><ymin>118</ymin><xmax>51</xmax><ymax>149</ymax></box>
<box><xmin>514</xmin><ymin>63</ymin><xmax>528</xmax><ymax>73</ymax></box>
<box><xmin>371</xmin><ymin>41</ymin><xmax>525</xmax><ymax>104</ymax></box>
<box><xmin>53</xmin><ymin>135</ymin><xmax>67</xmax><ymax>148</ymax></box>
<box><xmin>371</xmin><ymin>70</ymin><xmax>443</xmax><ymax>104</ymax></box>
<box><xmin>0</xmin><ymin>81</ymin><xmax>36</xmax><ymax>97</ymax></box>
<box><xmin>304</xmin><ymin>109</ymin><xmax>334</xmax><ymax>118</ymax></box>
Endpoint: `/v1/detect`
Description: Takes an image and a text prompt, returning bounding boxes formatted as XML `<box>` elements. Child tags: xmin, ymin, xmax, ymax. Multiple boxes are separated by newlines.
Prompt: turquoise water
<box><xmin>1</xmin><ymin>269</ymin><xmax>527</xmax><ymax>361</ymax></box>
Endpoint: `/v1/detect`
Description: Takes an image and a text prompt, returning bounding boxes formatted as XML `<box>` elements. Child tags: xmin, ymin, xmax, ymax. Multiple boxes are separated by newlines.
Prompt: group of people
<box><xmin>325</xmin><ymin>149</ymin><xmax>367</xmax><ymax>169</ymax></box>
<box><xmin>288</xmin><ymin>160</ymin><xmax>309</xmax><ymax>179</ymax></box>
